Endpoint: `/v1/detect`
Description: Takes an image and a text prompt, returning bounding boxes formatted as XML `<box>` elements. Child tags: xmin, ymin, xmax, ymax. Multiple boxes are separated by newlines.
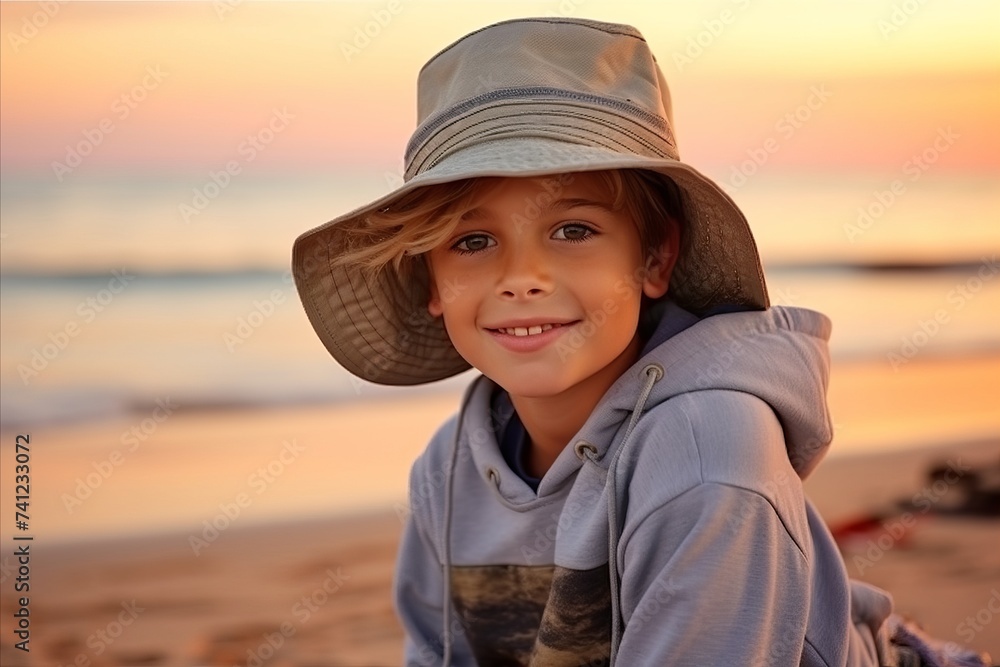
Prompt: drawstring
<box><xmin>601</xmin><ymin>363</ymin><xmax>663</xmax><ymax>664</ymax></box>
<box><xmin>441</xmin><ymin>379</ymin><xmax>480</xmax><ymax>665</ymax></box>
<box><xmin>441</xmin><ymin>412</ymin><xmax>460</xmax><ymax>665</ymax></box>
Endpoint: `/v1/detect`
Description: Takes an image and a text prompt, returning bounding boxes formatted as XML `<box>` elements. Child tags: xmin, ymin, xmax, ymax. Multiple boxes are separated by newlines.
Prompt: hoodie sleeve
<box><xmin>617</xmin><ymin>481</ymin><xmax>814</xmax><ymax>665</ymax></box>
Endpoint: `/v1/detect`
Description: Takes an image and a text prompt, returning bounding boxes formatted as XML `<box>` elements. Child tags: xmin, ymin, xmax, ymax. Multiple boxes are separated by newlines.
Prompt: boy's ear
<box><xmin>642</xmin><ymin>229</ymin><xmax>680</xmax><ymax>300</ymax></box>
<box><xmin>426</xmin><ymin>263</ymin><xmax>444</xmax><ymax>317</ymax></box>
<box><xmin>428</xmin><ymin>283</ymin><xmax>443</xmax><ymax>317</ymax></box>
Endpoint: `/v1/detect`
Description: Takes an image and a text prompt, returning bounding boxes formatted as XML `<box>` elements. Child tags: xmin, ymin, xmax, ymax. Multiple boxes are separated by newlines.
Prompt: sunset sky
<box><xmin>0</xmin><ymin>1</ymin><xmax>997</xmax><ymax>272</ymax></box>
<box><xmin>2</xmin><ymin>1</ymin><xmax>997</xmax><ymax>176</ymax></box>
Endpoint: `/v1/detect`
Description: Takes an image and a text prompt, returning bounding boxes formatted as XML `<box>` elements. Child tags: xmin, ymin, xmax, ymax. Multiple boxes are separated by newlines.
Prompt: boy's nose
<box><xmin>495</xmin><ymin>245</ymin><xmax>553</xmax><ymax>300</ymax></box>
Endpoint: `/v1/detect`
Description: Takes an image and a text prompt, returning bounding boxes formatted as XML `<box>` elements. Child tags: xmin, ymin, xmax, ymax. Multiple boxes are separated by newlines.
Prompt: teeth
<box><xmin>500</xmin><ymin>323</ymin><xmax>559</xmax><ymax>336</ymax></box>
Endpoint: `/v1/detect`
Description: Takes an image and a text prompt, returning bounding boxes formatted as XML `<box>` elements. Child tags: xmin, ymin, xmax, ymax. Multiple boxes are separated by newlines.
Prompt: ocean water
<box><xmin>1</xmin><ymin>171</ymin><xmax>998</xmax><ymax>428</ymax></box>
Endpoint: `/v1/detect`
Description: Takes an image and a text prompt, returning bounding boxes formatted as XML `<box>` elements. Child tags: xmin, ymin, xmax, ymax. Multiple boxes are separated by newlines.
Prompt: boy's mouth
<box><xmin>484</xmin><ymin>320</ymin><xmax>578</xmax><ymax>353</ymax></box>
<box><xmin>495</xmin><ymin>323</ymin><xmax>562</xmax><ymax>337</ymax></box>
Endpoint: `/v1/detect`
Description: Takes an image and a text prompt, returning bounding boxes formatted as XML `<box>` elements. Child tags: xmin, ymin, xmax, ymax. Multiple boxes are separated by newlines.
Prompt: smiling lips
<box><xmin>496</xmin><ymin>323</ymin><xmax>561</xmax><ymax>337</ymax></box>
<box><xmin>486</xmin><ymin>321</ymin><xmax>577</xmax><ymax>352</ymax></box>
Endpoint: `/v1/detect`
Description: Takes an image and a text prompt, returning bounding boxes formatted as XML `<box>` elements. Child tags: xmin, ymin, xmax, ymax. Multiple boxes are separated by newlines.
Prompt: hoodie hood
<box><xmin>567</xmin><ymin>303</ymin><xmax>833</xmax><ymax>660</ymax></box>
<box><xmin>567</xmin><ymin>303</ymin><xmax>833</xmax><ymax>481</ymax></box>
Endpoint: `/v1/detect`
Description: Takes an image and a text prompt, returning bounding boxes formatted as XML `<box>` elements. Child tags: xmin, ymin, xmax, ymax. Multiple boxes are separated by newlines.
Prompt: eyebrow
<box><xmin>461</xmin><ymin>197</ymin><xmax>616</xmax><ymax>222</ymax></box>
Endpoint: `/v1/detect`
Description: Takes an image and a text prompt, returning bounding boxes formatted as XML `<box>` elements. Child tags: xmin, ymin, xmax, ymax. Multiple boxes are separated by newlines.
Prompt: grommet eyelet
<box><xmin>574</xmin><ymin>441</ymin><xmax>598</xmax><ymax>460</ymax></box>
<box><xmin>642</xmin><ymin>363</ymin><xmax>664</xmax><ymax>381</ymax></box>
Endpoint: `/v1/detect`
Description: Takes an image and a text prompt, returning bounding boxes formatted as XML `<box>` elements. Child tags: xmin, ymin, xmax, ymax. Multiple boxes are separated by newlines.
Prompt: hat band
<box><xmin>404</xmin><ymin>89</ymin><xmax>678</xmax><ymax>180</ymax></box>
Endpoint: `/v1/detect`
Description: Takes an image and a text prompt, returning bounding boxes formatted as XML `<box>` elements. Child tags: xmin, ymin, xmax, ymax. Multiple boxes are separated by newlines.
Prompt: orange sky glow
<box><xmin>1</xmin><ymin>1</ymin><xmax>998</xmax><ymax>177</ymax></box>
<box><xmin>0</xmin><ymin>1</ymin><xmax>997</xmax><ymax>274</ymax></box>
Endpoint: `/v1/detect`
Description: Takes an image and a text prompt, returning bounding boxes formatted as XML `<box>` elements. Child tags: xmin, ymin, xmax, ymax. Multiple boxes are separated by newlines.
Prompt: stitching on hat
<box><xmin>335</xmin><ymin>254</ymin><xmax>398</xmax><ymax>372</ymax></box>
<box><xmin>409</xmin><ymin>87</ymin><xmax>672</xmax><ymax>159</ymax></box>
<box><xmin>423</xmin><ymin>127</ymin><xmax>624</xmax><ymax>175</ymax></box>
<box><xmin>325</xmin><ymin>231</ymin><xmax>444</xmax><ymax>379</ymax></box>
<box><xmin>380</xmin><ymin>261</ymin><xmax>470</xmax><ymax>374</ymax></box>
<box><xmin>382</xmin><ymin>268</ymin><xmax>456</xmax><ymax>352</ymax></box>
<box><xmin>421</xmin><ymin>123</ymin><xmax>669</xmax><ymax>180</ymax></box>
<box><xmin>406</xmin><ymin>111</ymin><xmax>676</xmax><ymax>179</ymax></box>
<box><xmin>299</xmin><ymin>238</ymin><xmax>373</xmax><ymax>377</ymax></box>
<box><xmin>410</xmin><ymin>111</ymin><xmax>672</xmax><ymax>177</ymax></box>
<box><xmin>413</xmin><ymin>104</ymin><xmax>669</xmax><ymax>163</ymax></box>
<box><xmin>418</xmin><ymin>109</ymin><xmax>676</xmax><ymax>157</ymax></box>
<box><xmin>407</xmin><ymin>87</ymin><xmax>672</xmax><ymax>162</ymax></box>
<box><xmin>318</xmin><ymin>225</ymin><xmax>464</xmax><ymax>380</ymax></box>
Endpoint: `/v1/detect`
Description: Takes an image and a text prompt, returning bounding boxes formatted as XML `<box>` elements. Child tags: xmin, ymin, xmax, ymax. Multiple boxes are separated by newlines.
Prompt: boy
<box><xmin>293</xmin><ymin>17</ymin><xmax>988</xmax><ymax>667</ymax></box>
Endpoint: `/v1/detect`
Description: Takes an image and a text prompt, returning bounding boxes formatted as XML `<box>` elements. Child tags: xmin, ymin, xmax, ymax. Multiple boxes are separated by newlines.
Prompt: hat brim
<box><xmin>293</xmin><ymin>137</ymin><xmax>768</xmax><ymax>385</ymax></box>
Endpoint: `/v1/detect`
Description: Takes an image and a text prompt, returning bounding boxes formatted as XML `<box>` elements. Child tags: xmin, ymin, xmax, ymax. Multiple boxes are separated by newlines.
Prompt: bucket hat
<box><xmin>292</xmin><ymin>17</ymin><xmax>769</xmax><ymax>386</ymax></box>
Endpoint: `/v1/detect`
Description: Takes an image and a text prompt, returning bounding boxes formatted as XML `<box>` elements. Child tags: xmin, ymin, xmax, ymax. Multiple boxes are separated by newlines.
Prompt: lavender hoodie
<box><xmin>394</xmin><ymin>306</ymin><xmax>908</xmax><ymax>666</ymax></box>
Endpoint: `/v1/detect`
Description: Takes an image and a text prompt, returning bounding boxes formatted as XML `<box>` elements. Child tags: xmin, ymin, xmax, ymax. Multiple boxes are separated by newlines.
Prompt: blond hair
<box><xmin>334</xmin><ymin>169</ymin><xmax>684</xmax><ymax>280</ymax></box>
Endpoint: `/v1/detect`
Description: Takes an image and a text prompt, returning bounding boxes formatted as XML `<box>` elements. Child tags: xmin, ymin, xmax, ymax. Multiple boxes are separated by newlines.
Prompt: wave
<box><xmin>0</xmin><ymin>383</ymin><xmax>422</xmax><ymax>431</ymax></box>
<box><xmin>1</xmin><ymin>256</ymin><xmax>994</xmax><ymax>284</ymax></box>
<box><xmin>3</xmin><ymin>348</ymin><xmax>999</xmax><ymax>431</ymax></box>
<box><xmin>768</xmin><ymin>258</ymin><xmax>997</xmax><ymax>274</ymax></box>
<box><xmin>0</xmin><ymin>267</ymin><xmax>289</xmax><ymax>284</ymax></box>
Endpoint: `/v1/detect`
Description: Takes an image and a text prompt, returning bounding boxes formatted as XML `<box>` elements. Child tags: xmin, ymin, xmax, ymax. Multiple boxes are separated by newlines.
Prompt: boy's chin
<box><xmin>484</xmin><ymin>371</ymin><xmax>581</xmax><ymax>401</ymax></box>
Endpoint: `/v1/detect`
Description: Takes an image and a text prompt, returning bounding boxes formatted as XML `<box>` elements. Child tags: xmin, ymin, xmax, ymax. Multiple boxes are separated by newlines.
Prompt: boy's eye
<box><xmin>453</xmin><ymin>234</ymin><xmax>495</xmax><ymax>253</ymax></box>
<box><xmin>552</xmin><ymin>223</ymin><xmax>594</xmax><ymax>242</ymax></box>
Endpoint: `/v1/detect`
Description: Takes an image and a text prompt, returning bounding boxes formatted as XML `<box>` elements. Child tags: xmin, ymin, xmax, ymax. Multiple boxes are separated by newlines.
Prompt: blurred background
<box><xmin>1</xmin><ymin>1</ymin><xmax>998</xmax><ymax>665</ymax></box>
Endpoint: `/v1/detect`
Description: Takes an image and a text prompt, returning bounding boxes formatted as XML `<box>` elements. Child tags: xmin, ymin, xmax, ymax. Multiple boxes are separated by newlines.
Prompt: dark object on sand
<box><xmin>828</xmin><ymin>456</ymin><xmax>999</xmax><ymax>550</ymax></box>
<box><xmin>898</xmin><ymin>457</ymin><xmax>1000</xmax><ymax>518</ymax></box>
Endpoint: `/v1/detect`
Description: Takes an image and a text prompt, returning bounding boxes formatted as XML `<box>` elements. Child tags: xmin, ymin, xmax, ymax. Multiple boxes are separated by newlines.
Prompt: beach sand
<box><xmin>1</xmin><ymin>355</ymin><xmax>998</xmax><ymax>665</ymax></box>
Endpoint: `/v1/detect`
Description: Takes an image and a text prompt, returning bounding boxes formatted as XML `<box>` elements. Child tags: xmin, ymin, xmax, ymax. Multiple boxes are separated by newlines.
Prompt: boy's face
<box><xmin>425</xmin><ymin>172</ymin><xmax>674</xmax><ymax>401</ymax></box>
